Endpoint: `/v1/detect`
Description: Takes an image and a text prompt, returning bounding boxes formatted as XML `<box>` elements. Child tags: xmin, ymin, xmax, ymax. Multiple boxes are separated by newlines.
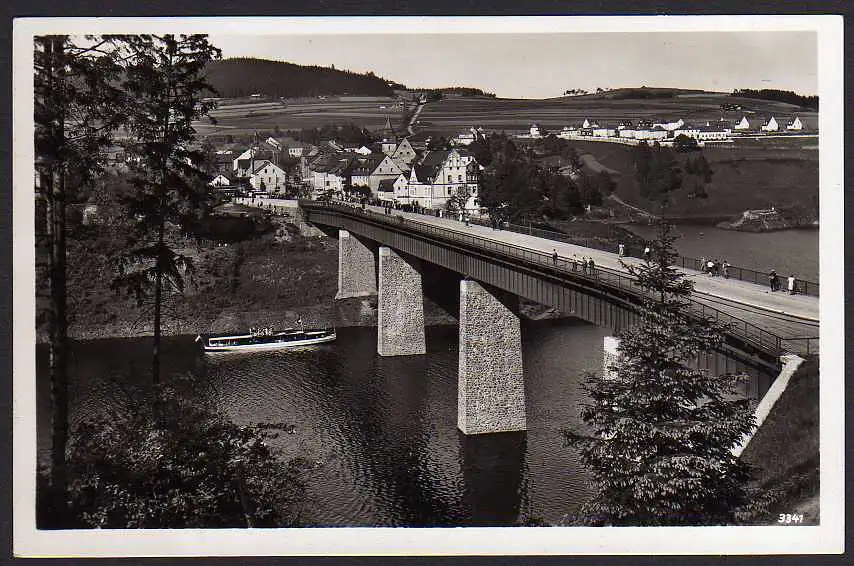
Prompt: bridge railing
<box><xmin>473</xmin><ymin>219</ymin><xmax>819</xmax><ymax>298</ymax></box>
<box><xmin>300</xmin><ymin>200</ymin><xmax>819</xmax><ymax>356</ymax></box>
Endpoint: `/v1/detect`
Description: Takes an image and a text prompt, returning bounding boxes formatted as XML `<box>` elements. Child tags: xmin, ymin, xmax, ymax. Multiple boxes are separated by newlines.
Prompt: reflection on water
<box><xmin>36</xmin><ymin>320</ymin><xmax>775</xmax><ymax>526</ymax></box>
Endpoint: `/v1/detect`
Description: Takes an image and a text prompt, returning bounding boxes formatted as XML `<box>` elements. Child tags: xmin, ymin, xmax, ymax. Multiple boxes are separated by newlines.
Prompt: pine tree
<box><xmin>566</xmin><ymin>221</ymin><xmax>756</xmax><ymax>525</ymax></box>
<box><xmin>113</xmin><ymin>34</ymin><xmax>221</xmax><ymax>383</ymax></box>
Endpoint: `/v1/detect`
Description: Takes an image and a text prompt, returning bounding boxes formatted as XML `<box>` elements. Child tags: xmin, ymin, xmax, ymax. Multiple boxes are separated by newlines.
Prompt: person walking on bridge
<box><xmin>769</xmin><ymin>269</ymin><xmax>779</xmax><ymax>292</ymax></box>
<box><xmin>722</xmin><ymin>260</ymin><xmax>730</xmax><ymax>279</ymax></box>
<box><xmin>552</xmin><ymin>249</ymin><xmax>559</xmax><ymax>266</ymax></box>
<box><xmin>788</xmin><ymin>274</ymin><xmax>797</xmax><ymax>295</ymax></box>
<box><xmin>618</xmin><ymin>243</ymin><xmax>625</xmax><ymax>257</ymax></box>
<box><xmin>588</xmin><ymin>257</ymin><xmax>595</xmax><ymax>275</ymax></box>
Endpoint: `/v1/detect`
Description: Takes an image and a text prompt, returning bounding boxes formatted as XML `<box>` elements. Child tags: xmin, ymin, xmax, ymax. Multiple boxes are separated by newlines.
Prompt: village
<box><xmin>198</xmin><ymin>108</ymin><xmax>813</xmax><ymax>219</ymax></box>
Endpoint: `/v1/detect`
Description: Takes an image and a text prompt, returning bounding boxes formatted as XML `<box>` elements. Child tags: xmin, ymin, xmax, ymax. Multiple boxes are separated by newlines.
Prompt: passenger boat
<box><xmin>196</xmin><ymin>326</ymin><xmax>336</xmax><ymax>353</ymax></box>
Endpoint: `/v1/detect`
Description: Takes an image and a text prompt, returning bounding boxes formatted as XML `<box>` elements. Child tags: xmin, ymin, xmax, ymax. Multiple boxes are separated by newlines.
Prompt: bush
<box><xmin>58</xmin><ymin>376</ymin><xmax>309</xmax><ymax>528</ymax></box>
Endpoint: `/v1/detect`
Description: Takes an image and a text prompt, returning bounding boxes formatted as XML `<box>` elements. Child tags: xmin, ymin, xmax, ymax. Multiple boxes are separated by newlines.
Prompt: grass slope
<box><xmin>564</xmin><ymin>138</ymin><xmax>818</xmax><ymax>219</ymax></box>
<box><xmin>740</xmin><ymin>356</ymin><xmax>820</xmax><ymax>525</ymax></box>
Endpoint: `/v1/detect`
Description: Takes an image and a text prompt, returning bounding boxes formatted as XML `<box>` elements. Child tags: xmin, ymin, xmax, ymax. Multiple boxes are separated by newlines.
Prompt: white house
<box><xmin>653</xmin><ymin>118</ymin><xmax>684</xmax><ymax>131</ymax></box>
<box><xmin>582</xmin><ymin>118</ymin><xmax>591</xmax><ymax>129</ymax></box>
<box><xmin>249</xmin><ymin>161</ymin><xmax>288</xmax><ymax>193</ymax></box>
<box><xmin>673</xmin><ymin>124</ymin><xmax>701</xmax><ymax>139</ymax></box>
<box><xmin>529</xmin><ymin>123</ymin><xmax>541</xmax><ymax>138</ymax></box>
<box><xmin>405</xmin><ymin>149</ymin><xmax>480</xmax><ymax>211</ymax></box>
<box><xmin>592</xmin><ymin>125</ymin><xmax>616</xmax><ymax>138</ymax></box>
<box><xmin>761</xmin><ymin>116</ymin><xmax>779</xmax><ymax>132</ymax></box>
<box><xmin>208</xmin><ymin>174</ymin><xmax>231</xmax><ymax>187</ymax></box>
<box><xmin>557</xmin><ymin>126</ymin><xmax>578</xmax><ymax>139</ymax></box>
<box><xmin>787</xmin><ymin>116</ymin><xmax>803</xmax><ymax>131</ymax></box>
<box><xmin>733</xmin><ymin>116</ymin><xmax>751</xmax><ymax>130</ymax></box>
<box><xmin>232</xmin><ymin>148</ymin><xmax>256</xmax><ymax>177</ymax></box>
<box><xmin>695</xmin><ymin>124</ymin><xmax>730</xmax><ymax>141</ymax></box>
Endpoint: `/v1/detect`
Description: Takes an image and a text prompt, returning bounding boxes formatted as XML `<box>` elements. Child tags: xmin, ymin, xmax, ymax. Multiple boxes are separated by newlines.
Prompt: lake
<box><xmin>625</xmin><ymin>224</ymin><xmax>819</xmax><ymax>283</ymax></box>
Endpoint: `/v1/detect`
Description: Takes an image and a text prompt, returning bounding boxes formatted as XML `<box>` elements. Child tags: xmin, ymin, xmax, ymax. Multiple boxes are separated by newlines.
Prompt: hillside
<box><xmin>566</xmin><ymin>138</ymin><xmax>818</xmax><ymax>220</ymax></box>
<box><xmin>205</xmin><ymin>58</ymin><xmax>405</xmax><ymax>99</ymax></box>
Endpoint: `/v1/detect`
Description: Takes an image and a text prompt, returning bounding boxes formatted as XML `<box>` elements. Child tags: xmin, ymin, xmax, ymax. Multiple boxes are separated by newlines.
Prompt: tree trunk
<box><xmin>152</xmin><ymin>218</ymin><xmax>164</xmax><ymax>384</ymax></box>
<box><xmin>45</xmin><ymin>37</ymin><xmax>70</xmax><ymax>522</ymax></box>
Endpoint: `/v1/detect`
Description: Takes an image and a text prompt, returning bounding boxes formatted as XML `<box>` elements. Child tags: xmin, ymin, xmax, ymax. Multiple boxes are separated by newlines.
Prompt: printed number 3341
<box><xmin>778</xmin><ymin>513</ymin><xmax>804</xmax><ymax>524</ymax></box>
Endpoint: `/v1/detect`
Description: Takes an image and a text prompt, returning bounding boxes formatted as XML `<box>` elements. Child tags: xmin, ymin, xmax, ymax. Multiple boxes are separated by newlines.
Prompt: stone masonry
<box><xmin>336</xmin><ymin>229</ymin><xmax>377</xmax><ymax>299</ymax></box>
<box><xmin>377</xmin><ymin>246</ymin><xmax>426</xmax><ymax>356</ymax></box>
<box><xmin>603</xmin><ymin>336</ymin><xmax>621</xmax><ymax>380</ymax></box>
<box><xmin>458</xmin><ymin>280</ymin><xmax>527</xmax><ymax>434</ymax></box>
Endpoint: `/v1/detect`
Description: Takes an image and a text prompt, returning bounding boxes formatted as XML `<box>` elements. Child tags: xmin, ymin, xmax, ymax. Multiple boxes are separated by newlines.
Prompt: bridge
<box><xmin>287</xmin><ymin>200</ymin><xmax>819</xmax><ymax>435</ymax></box>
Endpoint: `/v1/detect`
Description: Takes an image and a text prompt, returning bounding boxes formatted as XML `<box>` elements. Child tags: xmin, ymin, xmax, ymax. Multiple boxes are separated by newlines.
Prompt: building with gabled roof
<box><xmin>733</xmin><ymin>116</ymin><xmax>751</xmax><ymax>130</ymax></box>
<box><xmin>391</xmin><ymin>137</ymin><xmax>418</xmax><ymax>169</ymax></box>
<box><xmin>404</xmin><ymin>148</ymin><xmax>480</xmax><ymax>211</ymax></box>
<box><xmin>761</xmin><ymin>116</ymin><xmax>779</xmax><ymax>132</ymax></box>
<box><xmin>787</xmin><ymin>116</ymin><xmax>803</xmax><ymax>131</ymax></box>
<box><xmin>249</xmin><ymin>160</ymin><xmax>288</xmax><ymax>194</ymax></box>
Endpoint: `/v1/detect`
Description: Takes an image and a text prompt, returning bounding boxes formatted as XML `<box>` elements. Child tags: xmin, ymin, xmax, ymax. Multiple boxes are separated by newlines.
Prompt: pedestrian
<box><xmin>722</xmin><ymin>260</ymin><xmax>730</xmax><ymax>279</ymax></box>
<box><xmin>788</xmin><ymin>274</ymin><xmax>796</xmax><ymax>295</ymax></box>
<box><xmin>588</xmin><ymin>257</ymin><xmax>595</xmax><ymax>274</ymax></box>
<box><xmin>769</xmin><ymin>269</ymin><xmax>778</xmax><ymax>292</ymax></box>
<box><xmin>714</xmin><ymin>259</ymin><xmax>720</xmax><ymax>277</ymax></box>
<box><xmin>552</xmin><ymin>249</ymin><xmax>558</xmax><ymax>266</ymax></box>
<box><xmin>700</xmin><ymin>256</ymin><xmax>707</xmax><ymax>274</ymax></box>
<box><xmin>581</xmin><ymin>257</ymin><xmax>588</xmax><ymax>274</ymax></box>
<box><xmin>618</xmin><ymin>243</ymin><xmax>625</xmax><ymax>257</ymax></box>
<box><xmin>707</xmin><ymin>259</ymin><xmax>715</xmax><ymax>276</ymax></box>
<box><xmin>644</xmin><ymin>246</ymin><xmax>651</xmax><ymax>262</ymax></box>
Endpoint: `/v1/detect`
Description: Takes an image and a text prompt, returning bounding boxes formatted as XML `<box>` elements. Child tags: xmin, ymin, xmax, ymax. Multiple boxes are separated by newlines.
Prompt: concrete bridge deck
<box><xmin>324</xmin><ymin>203</ymin><xmax>818</xmax><ymax>352</ymax></box>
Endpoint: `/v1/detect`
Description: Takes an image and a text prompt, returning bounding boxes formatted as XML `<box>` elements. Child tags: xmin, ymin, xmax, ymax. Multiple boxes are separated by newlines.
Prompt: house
<box><xmin>695</xmin><ymin>123</ymin><xmax>730</xmax><ymax>141</ymax></box>
<box><xmin>761</xmin><ymin>116</ymin><xmax>779</xmax><ymax>132</ymax></box>
<box><xmin>653</xmin><ymin>118</ymin><xmax>684</xmax><ymax>131</ymax></box>
<box><xmin>377</xmin><ymin>174</ymin><xmax>408</xmax><ymax>203</ymax></box>
<box><xmin>404</xmin><ymin>149</ymin><xmax>480</xmax><ymax>211</ymax></box>
<box><xmin>635</xmin><ymin>124</ymin><xmax>669</xmax><ymax>141</ymax></box>
<box><xmin>733</xmin><ymin>116</ymin><xmax>751</xmax><ymax>130</ymax></box>
<box><xmin>529</xmin><ymin>123</ymin><xmax>541</xmax><ymax>138</ymax></box>
<box><xmin>592</xmin><ymin>125</ymin><xmax>616</xmax><ymax>138</ymax></box>
<box><xmin>367</xmin><ymin>154</ymin><xmax>405</xmax><ymax>193</ymax></box>
<box><xmin>787</xmin><ymin>116</ymin><xmax>803</xmax><ymax>131</ymax></box>
<box><xmin>390</xmin><ymin>137</ymin><xmax>418</xmax><ymax>169</ymax></box>
<box><xmin>673</xmin><ymin>124</ymin><xmax>701</xmax><ymax>139</ymax></box>
<box><xmin>249</xmin><ymin>160</ymin><xmax>288</xmax><ymax>194</ymax></box>
<box><xmin>208</xmin><ymin>174</ymin><xmax>231</xmax><ymax>187</ymax></box>
<box><xmin>232</xmin><ymin>148</ymin><xmax>256</xmax><ymax>177</ymax></box>
<box><xmin>557</xmin><ymin>126</ymin><xmax>578</xmax><ymax>139</ymax></box>
<box><xmin>582</xmin><ymin>119</ymin><xmax>592</xmax><ymax>129</ymax></box>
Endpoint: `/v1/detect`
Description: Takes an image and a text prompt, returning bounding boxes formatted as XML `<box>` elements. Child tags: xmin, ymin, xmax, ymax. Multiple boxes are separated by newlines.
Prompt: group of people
<box><xmin>700</xmin><ymin>257</ymin><xmax>730</xmax><ymax>278</ymax></box>
<box><xmin>552</xmin><ymin>249</ymin><xmax>596</xmax><ymax>275</ymax></box>
<box><xmin>769</xmin><ymin>269</ymin><xmax>798</xmax><ymax>294</ymax></box>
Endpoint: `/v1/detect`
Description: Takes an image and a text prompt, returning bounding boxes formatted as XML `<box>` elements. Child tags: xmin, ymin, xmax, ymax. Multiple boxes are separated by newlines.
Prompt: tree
<box><xmin>565</xmin><ymin>222</ymin><xmax>755</xmax><ymax>525</ymax></box>
<box><xmin>63</xmin><ymin>377</ymin><xmax>309</xmax><ymax>528</ymax></box>
<box><xmin>674</xmin><ymin>134</ymin><xmax>699</xmax><ymax>152</ymax></box>
<box><xmin>34</xmin><ymin>34</ymin><xmax>127</xmax><ymax>518</ymax></box>
<box><xmin>114</xmin><ymin>35</ymin><xmax>221</xmax><ymax>384</ymax></box>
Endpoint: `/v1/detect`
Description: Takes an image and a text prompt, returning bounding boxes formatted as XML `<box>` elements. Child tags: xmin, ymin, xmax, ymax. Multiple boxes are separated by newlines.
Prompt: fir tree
<box><xmin>566</xmin><ymin>222</ymin><xmax>756</xmax><ymax>525</ymax></box>
<box><xmin>113</xmin><ymin>34</ymin><xmax>221</xmax><ymax>383</ymax></box>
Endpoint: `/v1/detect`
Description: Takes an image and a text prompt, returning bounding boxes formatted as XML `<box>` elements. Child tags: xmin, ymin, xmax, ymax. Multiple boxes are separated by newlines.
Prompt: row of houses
<box><xmin>524</xmin><ymin>114</ymin><xmax>807</xmax><ymax>144</ymax></box>
<box><xmin>304</xmin><ymin>131</ymin><xmax>482</xmax><ymax>212</ymax></box>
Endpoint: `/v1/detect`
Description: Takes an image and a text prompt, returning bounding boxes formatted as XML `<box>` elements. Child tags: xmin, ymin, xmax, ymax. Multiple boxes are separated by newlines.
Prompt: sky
<box><xmin>207</xmin><ymin>31</ymin><xmax>817</xmax><ymax>99</ymax></box>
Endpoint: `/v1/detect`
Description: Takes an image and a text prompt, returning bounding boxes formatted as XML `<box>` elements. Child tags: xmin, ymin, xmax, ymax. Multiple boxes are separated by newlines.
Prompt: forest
<box><xmin>731</xmin><ymin>88</ymin><xmax>818</xmax><ymax>110</ymax></box>
<box><xmin>205</xmin><ymin>57</ymin><xmax>404</xmax><ymax>98</ymax></box>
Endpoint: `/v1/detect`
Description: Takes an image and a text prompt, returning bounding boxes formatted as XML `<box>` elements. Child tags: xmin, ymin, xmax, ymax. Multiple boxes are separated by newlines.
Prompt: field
<box><xmin>194</xmin><ymin>96</ymin><xmax>407</xmax><ymax>137</ymax></box>
<box><xmin>415</xmin><ymin>92</ymin><xmax>817</xmax><ymax>136</ymax></box>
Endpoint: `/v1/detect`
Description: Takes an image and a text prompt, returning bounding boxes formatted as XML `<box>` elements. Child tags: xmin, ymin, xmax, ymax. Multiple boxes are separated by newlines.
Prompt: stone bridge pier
<box><xmin>335</xmin><ymin>229</ymin><xmax>377</xmax><ymax>299</ymax></box>
<box><xmin>377</xmin><ymin>246</ymin><xmax>426</xmax><ymax>357</ymax></box>
<box><xmin>457</xmin><ymin>280</ymin><xmax>527</xmax><ymax>435</ymax></box>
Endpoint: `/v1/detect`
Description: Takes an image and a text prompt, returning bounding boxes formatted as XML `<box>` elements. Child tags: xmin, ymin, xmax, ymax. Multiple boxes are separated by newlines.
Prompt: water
<box><xmin>37</xmin><ymin>321</ymin><xmax>615</xmax><ymax>526</ymax></box>
<box><xmin>625</xmin><ymin>224</ymin><xmax>819</xmax><ymax>282</ymax></box>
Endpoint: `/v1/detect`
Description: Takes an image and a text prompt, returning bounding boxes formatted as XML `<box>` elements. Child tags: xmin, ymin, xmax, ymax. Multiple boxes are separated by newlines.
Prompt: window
<box><xmin>458</xmin><ymin>175</ymin><xmax>462</xmax><ymax>181</ymax></box>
